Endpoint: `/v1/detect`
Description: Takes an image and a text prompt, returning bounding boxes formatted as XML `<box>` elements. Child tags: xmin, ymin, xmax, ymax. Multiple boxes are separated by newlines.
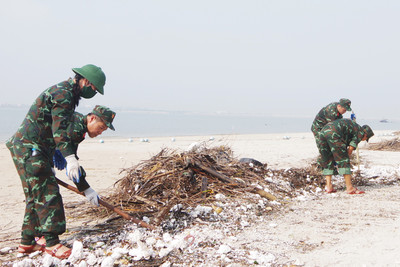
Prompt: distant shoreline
<box><xmin>1</xmin><ymin>129</ymin><xmax>398</xmax><ymax>144</ymax></box>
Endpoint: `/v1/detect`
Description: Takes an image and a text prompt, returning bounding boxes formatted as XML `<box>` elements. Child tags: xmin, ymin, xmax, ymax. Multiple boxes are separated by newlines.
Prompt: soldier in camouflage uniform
<box><xmin>53</xmin><ymin>105</ymin><xmax>116</xmax><ymax>201</ymax></box>
<box><xmin>311</xmin><ymin>98</ymin><xmax>352</xmax><ymax>137</ymax></box>
<box><xmin>318</xmin><ymin>119</ymin><xmax>374</xmax><ymax>194</ymax></box>
<box><xmin>5</xmin><ymin>64</ymin><xmax>107</xmax><ymax>259</ymax></box>
<box><xmin>311</xmin><ymin>98</ymin><xmax>352</xmax><ymax>174</ymax></box>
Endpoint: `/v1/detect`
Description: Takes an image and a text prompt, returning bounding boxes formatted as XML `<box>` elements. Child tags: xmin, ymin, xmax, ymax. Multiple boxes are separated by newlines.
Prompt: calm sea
<box><xmin>1</xmin><ymin>106</ymin><xmax>398</xmax><ymax>142</ymax></box>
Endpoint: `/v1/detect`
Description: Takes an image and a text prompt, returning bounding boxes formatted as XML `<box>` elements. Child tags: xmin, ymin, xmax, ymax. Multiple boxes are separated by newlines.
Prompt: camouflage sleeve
<box><xmin>349</xmin><ymin>123</ymin><xmax>364</xmax><ymax>148</ymax></box>
<box><xmin>325</xmin><ymin>103</ymin><xmax>342</xmax><ymax>123</ymax></box>
<box><xmin>50</xmin><ymin>89</ymin><xmax>75</xmax><ymax>157</ymax></box>
<box><xmin>324</xmin><ymin>106</ymin><xmax>334</xmax><ymax>123</ymax></box>
<box><xmin>65</xmin><ymin>112</ymin><xmax>87</xmax><ymax>157</ymax></box>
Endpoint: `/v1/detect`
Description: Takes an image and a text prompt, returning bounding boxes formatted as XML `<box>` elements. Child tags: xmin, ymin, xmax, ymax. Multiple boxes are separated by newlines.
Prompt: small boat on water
<box><xmin>379</xmin><ymin>119</ymin><xmax>389</xmax><ymax>123</ymax></box>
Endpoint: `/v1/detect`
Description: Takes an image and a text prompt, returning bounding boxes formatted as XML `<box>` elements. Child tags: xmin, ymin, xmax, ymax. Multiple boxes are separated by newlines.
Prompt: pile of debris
<box><xmin>368</xmin><ymin>138</ymin><xmax>400</xmax><ymax>151</ymax></box>
<box><xmin>100</xmin><ymin>144</ymin><xmax>324</xmax><ymax>229</ymax></box>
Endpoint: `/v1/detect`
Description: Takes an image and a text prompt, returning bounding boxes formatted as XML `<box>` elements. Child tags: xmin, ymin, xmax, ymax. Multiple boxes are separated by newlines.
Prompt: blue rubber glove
<box><xmin>351</xmin><ymin>113</ymin><xmax>356</xmax><ymax>121</ymax></box>
<box><xmin>53</xmin><ymin>150</ymin><xmax>66</xmax><ymax>170</ymax></box>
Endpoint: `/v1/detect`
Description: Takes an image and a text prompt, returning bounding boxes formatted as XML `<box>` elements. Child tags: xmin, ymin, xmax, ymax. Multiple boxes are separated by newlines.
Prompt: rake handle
<box><xmin>55</xmin><ymin>177</ymin><xmax>155</xmax><ymax>230</ymax></box>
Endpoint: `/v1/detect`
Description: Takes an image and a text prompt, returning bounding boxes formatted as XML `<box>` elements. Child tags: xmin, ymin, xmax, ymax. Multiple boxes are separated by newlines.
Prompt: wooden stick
<box><xmin>192</xmin><ymin>160</ymin><xmax>238</xmax><ymax>184</ymax></box>
<box><xmin>352</xmin><ymin>112</ymin><xmax>361</xmax><ymax>172</ymax></box>
<box><xmin>133</xmin><ymin>195</ymin><xmax>159</xmax><ymax>208</ymax></box>
<box><xmin>55</xmin><ymin>177</ymin><xmax>155</xmax><ymax>230</ymax></box>
<box><xmin>253</xmin><ymin>188</ymin><xmax>277</xmax><ymax>201</ymax></box>
<box><xmin>201</xmin><ymin>177</ymin><xmax>208</xmax><ymax>198</ymax></box>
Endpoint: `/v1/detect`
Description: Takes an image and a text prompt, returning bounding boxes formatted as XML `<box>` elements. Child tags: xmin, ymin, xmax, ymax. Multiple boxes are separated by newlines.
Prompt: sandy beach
<box><xmin>1</xmin><ymin>131</ymin><xmax>400</xmax><ymax>266</ymax></box>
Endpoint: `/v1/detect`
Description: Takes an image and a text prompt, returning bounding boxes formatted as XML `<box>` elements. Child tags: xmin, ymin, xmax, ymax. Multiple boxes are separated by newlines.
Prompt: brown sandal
<box><xmin>18</xmin><ymin>244</ymin><xmax>45</xmax><ymax>254</ymax></box>
<box><xmin>44</xmin><ymin>244</ymin><xmax>71</xmax><ymax>259</ymax></box>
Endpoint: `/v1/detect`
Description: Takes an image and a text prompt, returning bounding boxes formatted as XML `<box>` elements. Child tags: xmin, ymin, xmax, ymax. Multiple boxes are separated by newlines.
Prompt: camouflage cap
<box><xmin>362</xmin><ymin>125</ymin><xmax>374</xmax><ymax>142</ymax></box>
<box><xmin>339</xmin><ymin>98</ymin><xmax>352</xmax><ymax>111</ymax></box>
<box><xmin>91</xmin><ymin>105</ymin><xmax>116</xmax><ymax>131</ymax></box>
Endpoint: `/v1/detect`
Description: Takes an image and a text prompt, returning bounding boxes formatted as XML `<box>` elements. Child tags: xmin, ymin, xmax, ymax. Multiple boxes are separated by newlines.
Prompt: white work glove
<box><xmin>83</xmin><ymin>187</ymin><xmax>99</xmax><ymax>206</ymax></box>
<box><xmin>65</xmin><ymin>155</ymin><xmax>80</xmax><ymax>182</ymax></box>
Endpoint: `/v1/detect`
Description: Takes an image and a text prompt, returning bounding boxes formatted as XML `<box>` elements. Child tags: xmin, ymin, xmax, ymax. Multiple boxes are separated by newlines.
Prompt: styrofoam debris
<box><xmin>248</xmin><ymin>250</ymin><xmax>276</xmax><ymax>264</ymax></box>
<box><xmin>0</xmin><ymin>247</ymin><xmax>12</xmax><ymax>253</ymax></box>
<box><xmin>86</xmin><ymin>253</ymin><xmax>98</xmax><ymax>266</ymax></box>
<box><xmin>215</xmin><ymin>193</ymin><xmax>226</xmax><ymax>199</ymax></box>
<box><xmin>68</xmin><ymin>240</ymin><xmax>84</xmax><ymax>262</ymax></box>
<box><xmin>217</xmin><ymin>244</ymin><xmax>231</xmax><ymax>254</ymax></box>
<box><xmin>100</xmin><ymin>256</ymin><xmax>115</xmax><ymax>267</ymax></box>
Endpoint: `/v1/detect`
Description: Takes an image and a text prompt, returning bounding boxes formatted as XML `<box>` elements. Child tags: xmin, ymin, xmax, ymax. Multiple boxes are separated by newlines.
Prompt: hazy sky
<box><xmin>1</xmin><ymin>0</ymin><xmax>399</xmax><ymax>120</ymax></box>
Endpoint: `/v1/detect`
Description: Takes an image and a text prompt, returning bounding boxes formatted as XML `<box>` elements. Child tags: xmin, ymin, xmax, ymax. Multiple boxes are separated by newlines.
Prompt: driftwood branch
<box><xmin>190</xmin><ymin>160</ymin><xmax>238</xmax><ymax>184</ymax></box>
<box><xmin>189</xmin><ymin>160</ymin><xmax>277</xmax><ymax>201</ymax></box>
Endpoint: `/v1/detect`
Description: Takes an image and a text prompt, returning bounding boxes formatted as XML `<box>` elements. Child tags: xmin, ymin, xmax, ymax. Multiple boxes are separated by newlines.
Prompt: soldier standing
<box><xmin>6</xmin><ymin>64</ymin><xmax>106</xmax><ymax>259</ymax></box>
<box><xmin>318</xmin><ymin>119</ymin><xmax>374</xmax><ymax>194</ymax></box>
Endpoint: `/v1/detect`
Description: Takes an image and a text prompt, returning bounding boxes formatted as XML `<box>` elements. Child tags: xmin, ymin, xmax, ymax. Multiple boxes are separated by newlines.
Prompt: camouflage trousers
<box><xmin>6</xmin><ymin>139</ymin><xmax>65</xmax><ymax>247</ymax></box>
<box><xmin>318</xmin><ymin>129</ymin><xmax>352</xmax><ymax>176</ymax></box>
<box><xmin>314</xmin><ymin>132</ymin><xmax>340</xmax><ymax>175</ymax></box>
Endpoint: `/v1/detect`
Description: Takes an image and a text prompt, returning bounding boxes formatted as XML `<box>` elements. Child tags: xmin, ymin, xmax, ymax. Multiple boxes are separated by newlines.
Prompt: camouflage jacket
<box><xmin>66</xmin><ymin>112</ymin><xmax>88</xmax><ymax>156</ymax></box>
<box><xmin>7</xmin><ymin>79</ymin><xmax>78</xmax><ymax>160</ymax></box>
<box><xmin>321</xmin><ymin>119</ymin><xmax>364</xmax><ymax>148</ymax></box>
<box><xmin>311</xmin><ymin>102</ymin><xmax>342</xmax><ymax>135</ymax></box>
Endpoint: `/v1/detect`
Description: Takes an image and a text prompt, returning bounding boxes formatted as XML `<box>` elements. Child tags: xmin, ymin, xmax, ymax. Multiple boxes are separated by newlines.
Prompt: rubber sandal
<box><xmin>348</xmin><ymin>188</ymin><xmax>365</xmax><ymax>194</ymax></box>
<box><xmin>35</xmin><ymin>236</ymin><xmax>46</xmax><ymax>248</ymax></box>
<box><xmin>18</xmin><ymin>244</ymin><xmax>45</xmax><ymax>254</ymax></box>
<box><xmin>325</xmin><ymin>188</ymin><xmax>337</xmax><ymax>193</ymax></box>
<box><xmin>44</xmin><ymin>244</ymin><xmax>71</xmax><ymax>259</ymax></box>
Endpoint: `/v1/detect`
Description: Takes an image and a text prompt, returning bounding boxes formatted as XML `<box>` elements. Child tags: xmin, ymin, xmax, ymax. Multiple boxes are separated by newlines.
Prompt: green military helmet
<box><xmin>92</xmin><ymin>105</ymin><xmax>116</xmax><ymax>131</ymax></box>
<box><xmin>339</xmin><ymin>98</ymin><xmax>352</xmax><ymax>111</ymax></box>
<box><xmin>72</xmin><ymin>64</ymin><xmax>106</xmax><ymax>94</ymax></box>
<box><xmin>362</xmin><ymin>125</ymin><xmax>374</xmax><ymax>142</ymax></box>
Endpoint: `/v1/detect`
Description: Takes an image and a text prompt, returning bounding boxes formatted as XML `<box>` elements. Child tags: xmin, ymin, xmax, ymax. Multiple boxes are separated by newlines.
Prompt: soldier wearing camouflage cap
<box><xmin>318</xmin><ymin>119</ymin><xmax>374</xmax><ymax>194</ymax></box>
<box><xmin>90</xmin><ymin>105</ymin><xmax>116</xmax><ymax>131</ymax></box>
<box><xmin>5</xmin><ymin>64</ymin><xmax>107</xmax><ymax>259</ymax></box>
<box><xmin>53</xmin><ymin>106</ymin><xmax>116</xmax><ymax>208</ymax></box>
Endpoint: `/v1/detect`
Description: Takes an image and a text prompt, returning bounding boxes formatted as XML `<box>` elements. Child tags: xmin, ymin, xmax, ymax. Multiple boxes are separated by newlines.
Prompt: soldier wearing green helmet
<box><xmin>72</xmin><ymin>64</ymin><xmax>106</xmax><ymax>97</ymax></box>
<box><xmin>5</xmin><ymin>64</ymin><xmax>107</xmax><ymax>259</ymax></box>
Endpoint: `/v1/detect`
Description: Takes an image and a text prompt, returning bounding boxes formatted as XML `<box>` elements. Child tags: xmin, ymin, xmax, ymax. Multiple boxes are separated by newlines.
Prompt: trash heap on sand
<box><xmin>108</xmin><ymin>144</ymin><xmax>325</xmax><ymax>229</ymax></box>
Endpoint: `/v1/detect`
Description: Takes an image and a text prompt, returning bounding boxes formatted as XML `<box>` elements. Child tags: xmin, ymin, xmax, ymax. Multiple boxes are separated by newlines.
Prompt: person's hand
<box><xmin>83</xmin><ymin>187</ymin><xmax>99</xmax><ymax>206</ymax></box>
<box><xmin>65</xmin><ymin>155</ymin><xmax>80</xmax><ymax>183</ymax></box>
<box><xmin>53</xmin><ymin>150</ymin><xmax>67</xmax><ymax>170</ymax></box>
<box><xmin>348</xmin><ymin>146</ymin><xmax>355</xmax><ymax>156</ymax></box>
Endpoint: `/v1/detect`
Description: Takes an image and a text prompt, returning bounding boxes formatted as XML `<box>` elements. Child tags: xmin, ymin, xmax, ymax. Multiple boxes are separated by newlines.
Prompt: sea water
<box><xmin>0</xmin><ymin>105</ymin><xmax>398</xmax><ymax>142</ymax></box>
